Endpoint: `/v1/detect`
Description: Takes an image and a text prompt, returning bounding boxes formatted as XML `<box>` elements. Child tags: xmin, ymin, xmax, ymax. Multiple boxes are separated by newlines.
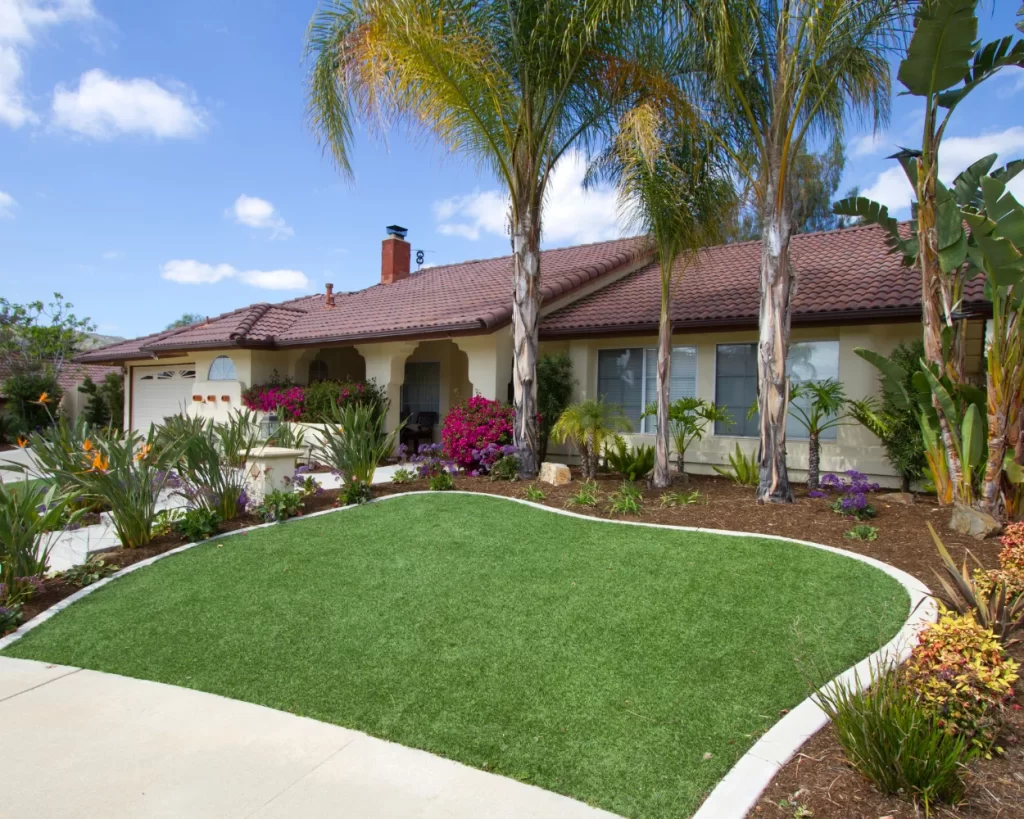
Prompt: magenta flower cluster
<box><xmin>441</xmin><ymin>396</ymin><xmax>515</xmax><ymax>474</ymax></box>
<box><xmin>241</xmin><ymin>384</ymin><xmax>305</xmax><ymax>421</ymax></box>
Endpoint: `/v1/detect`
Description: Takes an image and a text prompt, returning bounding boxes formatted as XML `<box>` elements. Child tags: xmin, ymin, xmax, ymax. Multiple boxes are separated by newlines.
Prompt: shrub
<box><xmin>712</xmin><ymin>443</ymin><xmax>758</xmax><ymax>487</ymax></box>
<box><xmin>27</xmin><ymin>421</ymin><xmax>184</xmax><ymax>548</ymax></box>
<box><xmin>391</xmin><ymin>467</ymin><xmax>415</xmax><ymax>484</ymax></box>
<box><xmin>311</xmin><ymin>403</ymin><xmax>399</xmax><ymax>485</ymax></box>
<box><xmin>845</xmin><ymin>524</ymin><xmax>879</xmax><ymax>541</ymax></box>
<box><xmin>537</xmin><ymin>353</ymin><xmax>575</xmax><ymax>462</ymax></box>
<box><xmin>817</xmin><ymin>471</ymin><xmax>880</xmax><ymax>521</ymax></box>
<box><xmin>442</xmin><ymin>396</ymin><xmax>515</xmax><ymax>473</ymax></box>
<box><xmin>241</xmin><ymin>381</ymin><xmax>305</xmax><ymax>420</ymax></box>
<box><xmin>603</xmin><ymin>437</ymin><xmax>654</xmax><ymax>481</ymax></box>
<box><xmin>489</xmin><ymin>454</ymin><xmax>520</xmax><ymax>482</ymax></box>
<box><xmin>152</xmin><ymin>508</ymin><xmax>184</xmax><ymax>537</ymax></box>
<box><xmin>0</xmin><ymin>478</ymin><xmax>75</xmax><ymax>604</ymax></box>
<box><xmin>930</xmin><ymin>522</ymin><xmax>1024</xmax><ymax>645</ymax></box>
<box><xmin>905</xmin><ymin>610</ymin><xmax>1020</xmax><ymax>754</ymax></box>
<box><xmin>173</xmin><ymin>508</ymin><xmax>222</xmax><ymax>542</ymax></box>
<box><xmin>608</xmin><ymin>480</ymin><xmax>643</xmax><ymax>516</ymax></box>
<box><xmin>341</xmin><ymin>479</ymin><xmax>372</xmax><ymax>505</ymax></box>
<box><xmin>660</xmin><ymin>489</ymin><xmax>704</xmax><ymax>507</ymax></box>
<box><xmin>817</xmin><ymin>663</ymin><xmax>979</xmax><ymax>811</ymax></box>
<box><xmin>59</xmin><ymin>556</ymin><xmax>119</xmax><ymax>588</ymax></box>
<box><xmin>0</xmin><ymin>603</ymin><xmax>22</xmax><ymax>635</ymax></box>
<box><xmin>0</xmin><ymin>412</ymin><xmax>17</xmax><ymax>444</ymax></box>
<box><xmin>174</xmin><ymin>419</ymin><xmax>251</xmax><ymax>521</ymax></box>
<box><xmin>2</xmin><ymin>371</ymin><xmax>62</xmax><ymax>431</ymax></box>
<box><xmin>566</xmin><ymin>480</ymin><xmax>600</xmax><ymax>508</ymax></box>
<box><xmin>78</xmin><ymin>373</ymin><xmax>123</xmax><ymax>429</ymax></box>
<box><xmin>406</xmin><ymin>442</ymin><xmax>457</xmax><ymax>478</ymax></box>
<box><xmin>254</xmin><ymin>489</ymin><xmax>303</xmax><ymax>522</ymax></box>
<box><xmin>1000</xmin><ymin>522</ymin><xmax>1024</xmax><ymax>564</ymax></box>
<box><xmin>429</xmin><ymin>471</ymin><xmax>454</xmax><ymax>491</ymax></box>
<box><xmin>524</xmin><ymin>484</ymin><xmax>546</xmax><ymax>502</ymax></box>
<box><xmin>551</xmin><ymin>399</ymin><xmax>631</xmax><ymax>480</ymax></box>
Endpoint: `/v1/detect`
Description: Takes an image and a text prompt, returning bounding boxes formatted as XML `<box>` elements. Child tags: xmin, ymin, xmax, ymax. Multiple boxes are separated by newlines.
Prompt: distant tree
<box><xmin>0</xmin><ymin>293</ymin><xmax>95</xmax><ymax>378</ymax></box>
<box><xmin>166</xmin><ymin>313</ymin><xmax>204</xmax><ymax>330</ymax></box>
<box><xmin>536</xmin><ymin>353</ymin><xmax>575</xmax><ymax>463</ymax></box>
<box><xmin>78</xmin><ymin>372</ymin><xmax>124</xmax><ymax>429</ymax></box>
<box><xmin>724</xmin><ymin>144</ymin><xmax>847</xmax><ymax>242</ymax></box>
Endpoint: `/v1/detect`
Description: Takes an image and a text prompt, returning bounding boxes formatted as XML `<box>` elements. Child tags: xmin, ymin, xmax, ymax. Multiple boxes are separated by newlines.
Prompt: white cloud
<box><xmin>850</xmin><ymin>132</ymin><xmax>889</xmax><ymax>158</ymax></box>
<box><xmin>160</xmin><ymin>259</ymin><xmax>308</xmax><ymax>291</ymax></box>
<box><xmin>229</xmin><ymin>194</ymin><xmax>293</xmax><ymax>239</ymax></box>
<box><xmin>0</xmin><ymin>0</ymin><xmax>95</xmax><ymax>128</ymax></box>
<box><xmin>859</xmin><ymin>126</ymin><xmax>1024</xmax><ymax>214</ymax></box>
<box><xmin>101</xmin><ymin>248</ymin><xmax>120</xmax><ymax>259</ymax></box>
<box><xmin>432</xmin><ymin>149</ymin><xmax>624</xmax><ymax>245</ymax></box>
<box><xmin>0</xmin><ymin>189</ymin><xmax>15</xmax><ymax>218</ymax></box>
<box><xmin>52</xmin><ymin>69</ymin><xmax>206</xmax><ymax>139</ymax></box>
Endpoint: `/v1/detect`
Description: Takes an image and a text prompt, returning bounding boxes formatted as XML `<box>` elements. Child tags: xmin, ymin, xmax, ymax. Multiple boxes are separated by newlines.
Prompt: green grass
<box><xmin>3</xmin><ymin>494</ymin><xmax>908</xmax><ymax>818</ymax></box>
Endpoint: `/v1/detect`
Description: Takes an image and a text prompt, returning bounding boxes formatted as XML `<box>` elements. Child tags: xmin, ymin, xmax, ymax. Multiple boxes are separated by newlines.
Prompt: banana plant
<box><xmin>962</xmin><ymin>174</ymin><xmax>1024</xmax><ymax>518</ymax></box>
<box><xmin>836</xmin><ymin>0</ymin><xmax>1023</xmax><ymax>507</ymax></box>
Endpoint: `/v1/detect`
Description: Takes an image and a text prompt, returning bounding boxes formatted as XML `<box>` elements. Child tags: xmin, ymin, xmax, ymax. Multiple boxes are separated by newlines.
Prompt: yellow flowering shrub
<box><xmin>905</xmin><ymin>609</ymin><xmax>1019</xmax><ymax>753</ymax></box>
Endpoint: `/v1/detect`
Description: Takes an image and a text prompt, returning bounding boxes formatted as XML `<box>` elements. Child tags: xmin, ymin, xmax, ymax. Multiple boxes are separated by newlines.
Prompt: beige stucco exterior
<box><xmin>118</xmin><ymin>318</ymin><xmax>970</xmax><ymax>488</ymax></box>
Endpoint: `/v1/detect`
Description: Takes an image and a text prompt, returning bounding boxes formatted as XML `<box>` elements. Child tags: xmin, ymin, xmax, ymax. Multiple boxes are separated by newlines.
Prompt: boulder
<box><xmin>538</xmin><ymin>462</ymin><xmax>571</xmax><ymax>486</ymax></box>
<box><xmin>879</xmin><ymin>492</ymin><xmax>915</xmax><ymax>506</ymax></box>
<box><xmin>949</xmin><ymin>504</ymin><xmax>1002</xmax><ymax>540</ymax></box>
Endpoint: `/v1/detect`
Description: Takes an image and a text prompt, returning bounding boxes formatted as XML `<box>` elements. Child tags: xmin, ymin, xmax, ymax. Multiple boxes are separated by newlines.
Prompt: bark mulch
<box><xmin>10</xmin><ymin>471</ymin><xmax>1023</xmax><ymax>817</ymax></box>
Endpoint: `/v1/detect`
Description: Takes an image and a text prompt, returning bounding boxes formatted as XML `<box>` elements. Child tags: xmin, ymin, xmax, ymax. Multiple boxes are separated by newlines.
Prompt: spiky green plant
<box><xmin>551</xmin><ymin>399</ymin><xmax>632</xmax><ymax>480</ymax></box>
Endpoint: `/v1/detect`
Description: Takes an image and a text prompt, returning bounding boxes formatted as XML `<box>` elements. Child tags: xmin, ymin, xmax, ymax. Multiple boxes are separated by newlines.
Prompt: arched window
<box><xmin>208</xmin><ymin>356</ymin><xmax>237</xmax><ymax>381</ymax></box>
<box><xmin>308</xmin><ymin>359</ymin><xmax>329</xmax><ymax>383</ymax></box>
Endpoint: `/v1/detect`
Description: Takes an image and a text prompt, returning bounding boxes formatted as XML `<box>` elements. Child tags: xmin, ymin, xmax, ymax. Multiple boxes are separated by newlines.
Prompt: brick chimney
<box><xmin>324</xmin><ymin>282</ymin><xmax>335</xmax><ymax>307</ymax></box>
<box><xmin>381</xmin><ymin>225</ymin><xmax>410</xmax><ymax>285</ymax></box>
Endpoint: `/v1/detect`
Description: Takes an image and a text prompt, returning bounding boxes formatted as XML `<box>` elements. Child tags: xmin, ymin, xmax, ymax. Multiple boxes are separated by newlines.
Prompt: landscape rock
<box><xmin>879</xmin><ymin>492</ymin><xmax>915</xmax><ymax>506</ymax></box>
<box><xmin>949</xmin><ymin>504</ymin><xmax>1002</xmax><ymax>540</ymax></box>
<box><xmin>538</xmin><ymin>462</ymin><xmax>571</xmax><ymax>486</ymax></box>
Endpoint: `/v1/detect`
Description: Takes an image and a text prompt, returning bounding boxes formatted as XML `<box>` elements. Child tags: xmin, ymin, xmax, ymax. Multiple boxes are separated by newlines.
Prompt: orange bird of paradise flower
<box><xmin>83</xmin><ymin>439</ymin><xmax>94</xmax><ymax>452</ymax></box>
<box><xmin>135</xmin><ymin>443</ymin><xmax>152</xmax><ymax>462</ymax></box>
<box><xmin>16</xmin><ymin>436</ymin><xmax>29</xmax><ymax>448</ymax></box>
<box><xmin>34</xmin><ymin>392</ymin><xmax>51</xmax><ymax>405</ymax></box>
<box><xmin>89</xmin><ymin>452</ymin><xmax>110</xmax><ymax>472</ymax></box>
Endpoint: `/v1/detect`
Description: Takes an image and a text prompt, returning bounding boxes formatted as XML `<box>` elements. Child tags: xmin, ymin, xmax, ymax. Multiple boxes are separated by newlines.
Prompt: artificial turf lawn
<box><xmin>4</xmin><ymin>493</ymin><xmax>908</xmax><ymax>818</ymax></box>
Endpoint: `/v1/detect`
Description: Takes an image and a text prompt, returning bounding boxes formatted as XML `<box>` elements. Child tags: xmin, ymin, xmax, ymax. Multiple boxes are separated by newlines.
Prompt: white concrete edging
<box><xmin>0</xmin><ymin>490</ymin><xmax>936</xmax><ymax>819</ymax></box>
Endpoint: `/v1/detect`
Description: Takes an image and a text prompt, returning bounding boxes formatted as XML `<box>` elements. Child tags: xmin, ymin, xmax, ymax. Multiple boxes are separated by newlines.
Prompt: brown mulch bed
<box><xmin>10</xmin><ymin>470</ymin><xmax>1023</xmax><ymax>817</ymax></box>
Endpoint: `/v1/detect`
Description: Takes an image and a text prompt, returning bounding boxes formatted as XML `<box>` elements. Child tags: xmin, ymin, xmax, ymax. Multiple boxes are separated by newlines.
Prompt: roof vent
<box><xmin>385</xmin><ymin>224</ymin><xmax>408</xmax><ymax>240</ymax></box>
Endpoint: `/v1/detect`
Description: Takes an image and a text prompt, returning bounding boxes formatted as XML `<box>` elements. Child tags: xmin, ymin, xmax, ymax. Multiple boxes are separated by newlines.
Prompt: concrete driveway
<box><xmin>0</xmin><ymin>656</ymin><xmax>617</xmax><ymax>819</ymax></box>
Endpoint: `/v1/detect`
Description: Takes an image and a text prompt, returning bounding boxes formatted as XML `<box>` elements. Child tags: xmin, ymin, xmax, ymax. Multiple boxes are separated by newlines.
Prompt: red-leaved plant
<box><xmin>442</xmin><ymin>396</ymin><xmax>514</xmax><ymax>473</ymax></box>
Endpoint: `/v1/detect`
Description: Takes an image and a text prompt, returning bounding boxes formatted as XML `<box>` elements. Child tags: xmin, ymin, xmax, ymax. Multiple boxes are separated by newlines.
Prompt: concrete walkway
<box><xmin>0</xmin><ymin>656</ymin><xmax>615</xmax><ymax>819</ymax></box>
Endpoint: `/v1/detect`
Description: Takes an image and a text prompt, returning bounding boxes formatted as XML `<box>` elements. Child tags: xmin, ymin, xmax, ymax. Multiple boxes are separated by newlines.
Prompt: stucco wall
<box><xmin>539</xmin><ymin>321</ymin><xmax>925</xmax><ymax>488</ymax></box>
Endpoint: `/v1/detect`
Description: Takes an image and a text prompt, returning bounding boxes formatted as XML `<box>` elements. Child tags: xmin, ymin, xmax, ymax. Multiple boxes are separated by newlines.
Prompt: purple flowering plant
<box><xmin>407</xmin><ymin>442</ymin><xmax>458</xmax><ymax>479</ymax></box>
<box><xmin>815</xmin><ymin>470</ymin><xmax>880</xmax><ymax>520</ymax></box>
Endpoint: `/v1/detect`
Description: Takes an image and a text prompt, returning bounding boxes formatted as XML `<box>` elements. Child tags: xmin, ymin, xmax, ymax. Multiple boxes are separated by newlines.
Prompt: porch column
<box><xmin>357</xmin><ymin>341</ymin><xmax>417</xmax><ymax>440</ymax></box>
<box><xmin>455</xmin><ymin>329</ymin><xmax>513</xmax><ymax>402</ymax></box>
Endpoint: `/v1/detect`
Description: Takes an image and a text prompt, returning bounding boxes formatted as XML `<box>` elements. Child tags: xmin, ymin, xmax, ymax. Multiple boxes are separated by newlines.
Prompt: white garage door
<box><xmin>131</xmin><ymin>365</ymin><xmax>196</xmax><ymax>433</ymax></box>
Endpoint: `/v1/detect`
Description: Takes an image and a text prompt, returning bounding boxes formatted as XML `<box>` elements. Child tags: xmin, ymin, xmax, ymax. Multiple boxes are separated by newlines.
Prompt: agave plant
<box><xmin>311</xmin><ymin>403</ymin><xmax>400</xmax><ymax>489</ymax></box>
<box><xmin>713</xmin><ymin>443</ymin><xmax>759</xmax><ymax>488</ymax></box>
<box><xmin>928</xmin><ymin>522</ymin><xmax>1024</xmax><ymax>645</ymax></box>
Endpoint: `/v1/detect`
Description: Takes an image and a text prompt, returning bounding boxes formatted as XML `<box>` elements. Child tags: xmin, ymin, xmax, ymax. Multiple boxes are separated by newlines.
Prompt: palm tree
<box><xmin>788</xmin><ymin>378</ymin><xmax>849</xmax><ymax>490</ymax></box>
<box><xmin>680</xmin><ymin>0</ymin><xmax>904</xmax><ymax>503</ymax></box>
<box><xmin>304</xmin><ymin>0</ymin><xmax>645</xmax><ymax>477</ymax></box>
<box><xmin>601</xmin><ymin>102</ymin><xmax>733</xmax><ymax>487</ymax></box>
<box><xmin>551</xmin><ymin>398</ymin><xmax>631</xmax><ymax>480</ymax></box>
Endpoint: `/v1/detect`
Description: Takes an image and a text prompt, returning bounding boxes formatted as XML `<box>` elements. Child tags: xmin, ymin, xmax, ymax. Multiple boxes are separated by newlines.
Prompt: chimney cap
<box><xmin>385</xmin><ymin>224</ymin><xmax>408</xmax><ymax>240</ymax></box>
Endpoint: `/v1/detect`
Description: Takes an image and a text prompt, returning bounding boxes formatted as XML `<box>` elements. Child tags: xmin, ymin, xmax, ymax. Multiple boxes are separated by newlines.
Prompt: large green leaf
<box><xmin>833</xmin><ymin>197</ymin><xmax>916</xmax><ymax>263</ymax></box>
<box><xmin>854</xmin><ymin>348</ymin><xmax>912</xmax><ymax>410</ymax></box>
<box><xmin>1005</xmin><ymin>456</ymin><xmax>1024</xmax><ymax>484</ymax></box>
<box><xmin>961</xmin><ymin>403</ymin><xmax>984</xmax><ymax>469</ymax></box>
<box><xmin>952</xmin><ymin>154</ymin><xmax>997</xmax><ymax>206</ymax></box>
<box><xmin>920</xmin><ymin>364</ymin><xmax>963</xmax><ymax>453</ymax></box>
<box><xmin>936</xmin><ymin>37</ymin><xmax>1024</xmax><ymax>109</ymax></box>
<box><xmin>897</xmin><ymin>0</ymin><xmax>979</xmax><ymax>97</ymax></box>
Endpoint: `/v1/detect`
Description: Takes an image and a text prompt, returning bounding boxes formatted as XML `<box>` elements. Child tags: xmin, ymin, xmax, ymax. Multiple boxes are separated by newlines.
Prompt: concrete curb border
<box><xmin>0</xmin><ymin>490</ymin><xmax>936</xmax><ymax>819</ymax></box>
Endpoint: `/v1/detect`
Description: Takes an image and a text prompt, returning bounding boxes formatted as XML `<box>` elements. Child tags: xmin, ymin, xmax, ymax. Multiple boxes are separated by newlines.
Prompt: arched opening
<box><xmin>208</xmin><ymin>355</ymin><xmax>237</xmax><ymax>381</ymax></box>
<box><xmin>397</xmin><ymin>340</ymin><xmax>470</xmax><ymax>446</ymax></box>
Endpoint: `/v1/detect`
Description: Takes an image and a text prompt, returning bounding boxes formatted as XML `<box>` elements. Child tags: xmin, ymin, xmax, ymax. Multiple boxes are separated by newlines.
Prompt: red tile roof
<box><xmin>540</xmin><ymin>223</ymin><xmax>989</xmax><ymax>336</ymax></box>
<box><xmin>77</xmin><ymin>237</ymin><xmax>651</xmax><ymax>362</ymax></box>
<box><xmin>77</xmin><ymin>225</ymin><xmax>986</xmax><ymax>364</ymax></box>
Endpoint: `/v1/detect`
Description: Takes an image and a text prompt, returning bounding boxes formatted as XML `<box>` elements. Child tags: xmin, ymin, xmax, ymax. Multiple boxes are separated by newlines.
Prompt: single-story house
<box><xmin>76</xmin><ymin>224</ymin><xmax>989</xmax><ymax>487</ymax></box>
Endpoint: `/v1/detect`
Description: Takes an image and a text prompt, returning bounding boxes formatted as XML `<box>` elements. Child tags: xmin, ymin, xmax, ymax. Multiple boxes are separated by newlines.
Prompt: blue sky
<box><xmin>1</xmin><ymin>1</ymin><xmax>1022</xmax><ymax>339</ymax></box>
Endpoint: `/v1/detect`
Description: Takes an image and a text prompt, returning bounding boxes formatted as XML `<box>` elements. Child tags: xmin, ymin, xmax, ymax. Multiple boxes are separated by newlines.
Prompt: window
<box><xmin>713</xmin><ymin>340</ymin><xmax>841</xmax><ymax>439</ymax></box>
<box><xmin>787</xmin><ymin>340</ymin><xmax>840</xmax><ymax>441</ymax></box>
<box><xmin>401</xmin><ymin>362</ymin><xmax>440</xmax><ymax>418</ymax></box>
<box><xmin>308</xmin><ymin>359</ymin><xmax>329</xmax><ymax>383</ymax></box>
<box><xmin>208</xmin><ymin>356</ymin><xmax>236</xmax><ymax>381</ymax></box>
<box><xmin>596</xmin><ymin>346</ymin><xmax>697</xmax><ymax>432</ymax></box>
<box><xmin>715</xmin><ymin>344</ymin><xmax>759</xmax><ymax>437</ymax></box>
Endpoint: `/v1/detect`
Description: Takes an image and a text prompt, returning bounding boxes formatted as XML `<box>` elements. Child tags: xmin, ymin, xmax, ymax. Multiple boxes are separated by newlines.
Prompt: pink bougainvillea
<box><xmin>442</xmin><ymin>395</ymin><xmax>514</xmax><ymax>472</ymax></box>
<box><xmin>241</xmin><ymin>384</ymin><xmax>305</xmax><ymax>421</ymax></box>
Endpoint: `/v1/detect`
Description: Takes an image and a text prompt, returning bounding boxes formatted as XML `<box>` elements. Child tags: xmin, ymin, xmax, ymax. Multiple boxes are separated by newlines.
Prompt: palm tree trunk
<box><xmin>807</xmin><ymin>430</ymin><xmax>820</xmax><ymax>491</ymax></box>
<box><xmin>756</xmin><ymin>177</ymin><xmax>794</xmax><ymax>504</ymax></box>
<box><xmin>652</xmin><ymin>301</ymin><xmax>672</xmax><ymax>489</ymax></box>
<box><xmin>511</xmin><ymin>205</ymin><xmax>542</xmax><ymax>478</ymax></box>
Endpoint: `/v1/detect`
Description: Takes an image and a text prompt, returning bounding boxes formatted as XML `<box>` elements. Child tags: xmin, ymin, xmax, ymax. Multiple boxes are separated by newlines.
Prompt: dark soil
<box><xmin>11</xmin><ymin>470</ymin><xmax>1022</xmax><ymax>817</ymax></box>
